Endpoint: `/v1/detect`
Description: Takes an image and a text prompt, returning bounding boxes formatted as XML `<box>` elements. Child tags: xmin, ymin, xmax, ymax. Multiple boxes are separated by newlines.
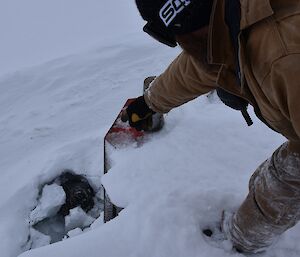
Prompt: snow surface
<box><xmin>1</xmin><ymin>1</ymin><xmax>300</xmax><ymax>257</ymax></box>
<box><xmin>0</xmin><ymin>0</ymin><xmax>142</xmax><ymax>75</ymax></box>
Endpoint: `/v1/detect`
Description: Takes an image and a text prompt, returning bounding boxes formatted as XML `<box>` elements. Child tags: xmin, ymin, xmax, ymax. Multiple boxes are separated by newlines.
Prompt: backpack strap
<box><xmin>223</xmin><ymin>0</ymin><xmax>278</xmax><ymax>131</ymax></box>
<box><xmin>217</xmin><ymin>0</ymin><xmax>253</xmax><ymax>126</ymax></box>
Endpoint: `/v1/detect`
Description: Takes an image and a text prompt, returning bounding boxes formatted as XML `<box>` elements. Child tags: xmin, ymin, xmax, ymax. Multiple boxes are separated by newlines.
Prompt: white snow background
<box><xmin>0</xmin><ymin>0</ymin><xmax>299</xmax><ymax>257</ymax></box>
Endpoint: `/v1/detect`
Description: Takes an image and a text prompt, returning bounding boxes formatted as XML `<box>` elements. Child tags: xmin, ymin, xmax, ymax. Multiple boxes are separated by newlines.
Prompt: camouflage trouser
<box><xmin>223</xmin><ymin>142</ymin><xmax>300</xmax><ymax>253</ymax></box>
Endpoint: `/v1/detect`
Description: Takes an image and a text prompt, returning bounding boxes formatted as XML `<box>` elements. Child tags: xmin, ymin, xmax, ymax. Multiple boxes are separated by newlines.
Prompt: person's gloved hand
<box><xmin>123</xmin><ymin>96</ymin><xmax>155</xmax><ymax>131</ymax></box>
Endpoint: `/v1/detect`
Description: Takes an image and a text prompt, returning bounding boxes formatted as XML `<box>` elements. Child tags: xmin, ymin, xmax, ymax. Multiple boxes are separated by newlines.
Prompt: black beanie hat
<box><xmin>136</xmin><ymin>0</ymin><xmax>213</xmax><ymax>35</ymax></box>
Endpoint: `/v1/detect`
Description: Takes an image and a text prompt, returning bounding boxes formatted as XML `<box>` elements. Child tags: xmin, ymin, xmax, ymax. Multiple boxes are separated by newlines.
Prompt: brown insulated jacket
<box><xmin>144</xmin><ymin>0</ymin><xmax>300</xmax><ymax>150</ymax></box>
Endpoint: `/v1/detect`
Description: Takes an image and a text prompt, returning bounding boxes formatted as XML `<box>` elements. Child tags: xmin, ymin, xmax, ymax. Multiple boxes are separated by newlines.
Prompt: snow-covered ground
<box><xmin>1</xmin><ymin>1</ymin><xmax>300</xmax><ymax>257</ymax></box>
<box><xmin>0</xmin><ymin>0</ymin><xmax>141</xmax><ymax>75</ymax></box>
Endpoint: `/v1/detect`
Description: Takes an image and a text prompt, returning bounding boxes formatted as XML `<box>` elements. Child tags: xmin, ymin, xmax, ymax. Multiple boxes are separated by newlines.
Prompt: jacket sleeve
<box><xmin>267</xmin><ymin>54</ymin><xmax>300</xmax><ymax>141</ymax></box>
<box><xmin>144</xmin><ymin>51</ymin><xmax>218</xmax><ymax>113</ymax></box>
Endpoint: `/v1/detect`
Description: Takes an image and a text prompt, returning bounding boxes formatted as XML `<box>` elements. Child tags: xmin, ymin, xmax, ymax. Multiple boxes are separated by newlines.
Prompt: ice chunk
<box><xmin>29</xmin><ymin>228</ymin><xmax>51</xmax><ymax>249</ymax></box>
<box><xmin>32</xmin><ymin>215</ymin><xmax>66</xmax><ymax>244</ymax></box>
<box><xmin>65</xmin><ymin>207</ymin><xmax>95</xmax><ymax>231</ymax></box>
<box><xmin>67</xmin><ymin>228</ymin><xmax>83</xmax><ymax>238</ymax></box>
<box><xmin>90</xmin><ymin>212</ymin><xmax>104</xmax><ymax>229</ymax></box>
<box><xmin>30</xmin><ymin>184</ymin><xmax>66</xmax><ymax>225</ymax></box>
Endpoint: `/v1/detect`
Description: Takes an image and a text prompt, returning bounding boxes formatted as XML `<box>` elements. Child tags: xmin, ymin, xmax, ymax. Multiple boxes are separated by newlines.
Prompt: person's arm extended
<box><xmin>144</xmin><ymin>51</ymin><xmax>218</xmax><ymax>113</ymax></box>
